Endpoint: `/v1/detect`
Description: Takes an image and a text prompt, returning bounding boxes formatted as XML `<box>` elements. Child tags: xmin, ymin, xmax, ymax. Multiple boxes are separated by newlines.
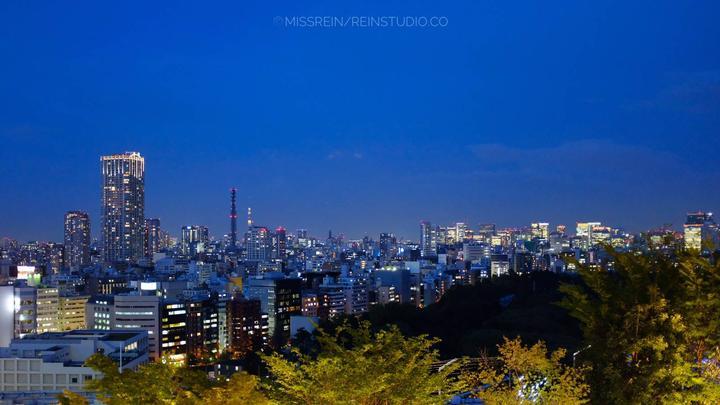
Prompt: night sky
<box><xmin>1</xmin><ymin>0</ymin><xmax>719</xmax><ymax>242</ymax></box>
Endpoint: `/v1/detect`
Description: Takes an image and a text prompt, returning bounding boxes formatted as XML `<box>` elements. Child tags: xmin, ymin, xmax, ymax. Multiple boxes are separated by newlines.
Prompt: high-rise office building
<box><xmin>144</xmin><ymin>218</ymin><xmax>162</xmax><ymax>258</ymax></box>
<box><xmin>455</xmin><ymin>222</ymin><xmax>469</xmax><ymax>243</ymax></box>
<box><xmin>531</xmin><ymin>222</ymin><xmax>550</xmax><ymax>240</ymax></box>
<box><xmin>185</xmin><ymin>298</ymin><xmax>219</xmax><ymax>359</ymax></box>
<box><xmin>160</xmin><ymin>300</ymin><xmax>188</xmax><ymax>364</ymax></box>
<box><xmin>180</xmin><ymin>225</ymin><xmax>209</xmax><ymax>256</ymax></box>
<box><xmin>576</xmin><ymin>222</ymin><xmax>602</xmax><ymax>248</ymax></box>
<box><xmin>63</xmin><ymin>211</ymin><xmax>90</xmax><ymax>270</ymax></box>
<box><xmin>378</xmin><ymin>233</ymin><xmax>397</xmax><ymax>259</ymax></box>
<box><xmin>684</xmin><ymin>211</ymin><xmax>717</xmax><ymax>251</ymax></box>
<box><xmin>245</xmin><ymin>225</ymin><xmax>271</xmax><ymax>262</ymax></box>
<box><xmin>477</xmin><ymin>224</ymin><xmax>496</xmax><ymax>243</ymax></box>
<box><xmin>113</xmin><ymin>294</ymin><xmax>161</xmax><ymax>359</ymax></box>
<box><xmin>227</xmin><ymin>295</ymin><xmax>268</xmax><ymax>357</ymax></box>
<box><xmin>101</xmin><ymin>152</ymin><xmax>145</xmax><ymax>264</ymax></box>
<box><xmin>245</xmin><ymin>276</ymin><xmax>301</xmax><ymax>344</ymax></box>
<box><xmin>272</xmin><ymin>227</ymin><xmax>287</xmax><ymax>261</ymax></box>
<box><xmin>420</xmin><ymin>221</ymin><xmax>436</xmax><ymax>258</ymax></box>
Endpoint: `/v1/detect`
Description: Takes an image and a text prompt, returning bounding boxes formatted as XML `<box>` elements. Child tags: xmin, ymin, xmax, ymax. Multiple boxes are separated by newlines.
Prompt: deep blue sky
<box><xmin>1</xmin><ymin>0</ymin><xmax>719</xmax><ymax>242</ymax></box>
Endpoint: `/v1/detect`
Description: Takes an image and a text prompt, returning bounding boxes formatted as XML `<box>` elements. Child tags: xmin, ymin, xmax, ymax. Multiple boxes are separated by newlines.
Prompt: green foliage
<box><xmin>559</xmin><ymin>250</ymin><xmax>720</xmax><ymax>403</ymax></box>
<box><xmin>76</xmin><ymin>353</ymin><xmax>269</xmax><ymax>404</ymax></box>
<box><xmin>196</xmin><ymin>372</ymin><xmax>271</xmax><ymax>405</ymax></box>
<box><xmin>262</xmin><ymin>320</ymin><xmax>458</xmax><ymax>404</ymax></box>
<box><xmin>81</xmin><ymin>354</ymin><xmax>207</xmax><ymax>404</ymax></box>
<box><xmin>461</xmin><ymin>336</ymin><xmax>589</xmax><ymax>404</ymax></box>
<box><xmin>324</xmin><ymin>272</ymin><xmax>582</xmax><ymax>359</ymax></box>
<box><xmin>57</xmin><ymin>389</ymin><xmax>89</xmax><ymax>405</ymax></box>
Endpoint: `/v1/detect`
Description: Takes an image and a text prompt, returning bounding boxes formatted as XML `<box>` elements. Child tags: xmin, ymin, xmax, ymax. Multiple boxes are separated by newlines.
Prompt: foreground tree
<box><xmin>461</xmin><ymin>337</ymin><xmax>588</xmax><ymax>404</ymax></box>
<box><xmin>262</xmin><ymin>321</ymin><xmax>458</xmax><ymax>404</ymax></box>
<box><xmin>59</xmin><ymin>353</ymin><xmax>269</xmax><ymax>404</ymax></box>
<box><xmin>200</xmin><ymin>372</ymin><xmax>271</xmax><ymax>405</ymax></box>
<box><xmin>559</xmin><ymin>250</ymin><xmax>720</xmax><ymax>403</ymax></box>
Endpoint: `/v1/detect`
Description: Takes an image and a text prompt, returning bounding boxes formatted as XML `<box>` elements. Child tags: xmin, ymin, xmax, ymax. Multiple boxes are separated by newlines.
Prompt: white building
<box><xmin>0</xmin><ymin>285</ymin><xmax>38</xmax><ymax>347</ymax></box>
<box><xmin>0</xmin><ymin>330</ymin><xmax>148</xmax><ymax>399</ymax></box>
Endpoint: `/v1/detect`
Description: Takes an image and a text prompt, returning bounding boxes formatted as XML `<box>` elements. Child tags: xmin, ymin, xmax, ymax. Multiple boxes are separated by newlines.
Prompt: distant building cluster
<box><xmin>0</xmin><ymin>151</ymin><xmax>718</xmax><ymax>401</ymax></box>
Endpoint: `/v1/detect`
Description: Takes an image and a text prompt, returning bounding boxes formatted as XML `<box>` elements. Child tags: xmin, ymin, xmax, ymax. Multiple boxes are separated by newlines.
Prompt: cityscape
<box><xmin>2</xmin><ymin>1</ymin><xmax>720</xmax><ymax>404</ymax></box>
<box><xmin>0</xmin><ymin>151</ymin><xmax>718</xmax><ymax>403</ymax></box>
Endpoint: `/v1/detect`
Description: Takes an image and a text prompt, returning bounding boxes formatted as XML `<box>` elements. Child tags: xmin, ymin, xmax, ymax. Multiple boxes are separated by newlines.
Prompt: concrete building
<box><xmin>36</xmin><ymin>287</ymin><xmax>59</xmax><ymax>333</ymax></box>
<box><xmin>244</xmin><ymin>275</ymin><xmax>301</xmax><ymax>343</ymax></box>
<box><xmin>227</xmin><ymin>295</ymin><xmax>268</xmax><ymax>357</ymax></box>
<box><xmin>0</xmin><ymin>285</ymin><xmax>39</xmax><ymax>346</ymax></box>
<box><xmin>58</xmin><ymin>295</ymin><xmax>89</xmax><ymax>331</ymax></box>
<box><xmin>85</xmin><ymin>296</ymin><xmax>115</xmax><ymax>332</ymax></box>
<box><xmin>112</xmin><ymin>294</ymin><xmax>161</xmax><ymax>359</ymax></box>
<box><xmin>0</xmin><ymin>330</ymin><xmax>148</xmax><ymax>397</ymax></box>
<box><xmin>160</xmin><ymin>300</ymin><xmax>187</xmax><ymax>364</ymax></box>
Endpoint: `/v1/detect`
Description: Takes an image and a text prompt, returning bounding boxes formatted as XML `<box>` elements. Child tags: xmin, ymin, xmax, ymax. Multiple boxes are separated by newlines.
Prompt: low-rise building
<box><xmin>0</xmin><ymin>330</ymin><xmax>148</xmax><ymax>398</ymax></box>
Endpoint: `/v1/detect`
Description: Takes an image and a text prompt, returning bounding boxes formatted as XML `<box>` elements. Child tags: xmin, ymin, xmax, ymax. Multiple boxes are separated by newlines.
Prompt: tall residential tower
<box><xmin>63</xmin><ymin>211</ymin><xmax>90</xmax><ymax>270</ymax></box>
<box><xmin>101</xmin><ymin>152</ymin><xmax>145</xmax><ymax>264</ymax></box>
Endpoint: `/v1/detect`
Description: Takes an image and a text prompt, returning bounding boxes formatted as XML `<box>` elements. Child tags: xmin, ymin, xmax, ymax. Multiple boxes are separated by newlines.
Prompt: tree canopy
<box><xmin>559</xmin><ymin>250</ymin><xmax>720</xmax><ymax>403</ymax></box>
<box><xmin>59</xmin><ymin>353</ymin><xmax>269</xmax><ymax>405</ymax></box>
<box><xmin>461</xmin><ymin>336</ymin><xmax>589</xmax><ymax>404</ymax></box>
<box><xmin>262</xmin><ymin>321</ymin><xmax>458</xmax><ymax>405</ymax></box>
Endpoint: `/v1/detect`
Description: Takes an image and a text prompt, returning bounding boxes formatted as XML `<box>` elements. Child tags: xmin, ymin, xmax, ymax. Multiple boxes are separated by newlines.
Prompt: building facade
<box><xmin>63</xmin><ymin>211</ymin><xmax>90</xmax><ymax>270</ymax></box>
<box><xmin>101</xmin><ymin>152</ymin><xmax>145</xmax><ymax>264</ymax></box>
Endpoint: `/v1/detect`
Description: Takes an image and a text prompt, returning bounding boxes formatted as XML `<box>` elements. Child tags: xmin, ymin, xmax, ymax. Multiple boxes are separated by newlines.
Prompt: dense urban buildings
<box><xmin>0</xmin><ymin>151</ymin><xmax>718</xmax><ymax>403</ymax></box>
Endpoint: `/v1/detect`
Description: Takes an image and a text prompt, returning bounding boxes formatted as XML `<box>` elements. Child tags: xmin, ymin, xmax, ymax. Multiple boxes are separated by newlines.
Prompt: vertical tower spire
<box><xmin>230</xmin><ymin>188</ymin><xmax>237</xmax><ymax>248</ymax></box>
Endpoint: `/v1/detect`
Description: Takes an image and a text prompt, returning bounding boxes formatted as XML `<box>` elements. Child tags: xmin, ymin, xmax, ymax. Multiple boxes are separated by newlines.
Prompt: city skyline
<box><xmin>0</xmin><ymin>149</ymin><xmax>716</xmax><ymax>243</ymax></box>
<box><xmin>2</xmin><ymin>0</ymin><xmax>720</xmax><ymax>241</ymax></box>
<box><xmin>2</xmin><ymin>2</ymin><xmax>720</xmax><ymax>403</ymax></box>
<box><xmin>1</xmin><ymin>147</ymin><xmax>715</xmax><ymax>245</ymax></box>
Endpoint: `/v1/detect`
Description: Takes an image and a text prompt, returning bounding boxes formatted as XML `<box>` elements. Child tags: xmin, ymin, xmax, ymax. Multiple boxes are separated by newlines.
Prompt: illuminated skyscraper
<box><xmin>144</xmin><ymin>218</ymin><xmax>162</xmax><ymax>258</ymax></box>
<box><xmin>63</xmin><ymin>211</ymin><xmax>90</xmax><ymax>270</ymax></box>
<box><xmin>180</xmin><ymin>225</ymin><xmax>209</xmax><ymax>256</ymax></box>
<box><xmin>684</xmin><ymin>211</ymin><xmax>717</xmax><ymax>251</ymax></box>
<box><xmin>245</xmin><ymin>225</ymin><xmax>271</xmax><ymax>262</ymax></box>
<box><xmin>576</xmin><ymin>221</ymin><xmax>601</xmax><ymax>248</ymax></box>
<box><xmin>379</xmin><ymin>232</ymin><xmax>397</xmax><ymax>258</ymax></box>
<box><xmin>101</xmin><ymin>152</ymin><xmax>145</xmax><ymax>264</ymax></box>
<box><xmin>455</xmin><ymin>222</ymin><xmax>468</xmax><ymax>243</ymax></box>
<box><xmin>531</xmin><ymin>222</ymin><xmax>550</xmax><ymax>240</ymax></box>
<box><xmin>273</xmin><ymin>226</ymin><xmax>287</xmax><ymax>261</ymax></box>
<box><xmin>420</xmin><ymin>221</ymin><xmax>436</xmax><ymax>258</ymax></box>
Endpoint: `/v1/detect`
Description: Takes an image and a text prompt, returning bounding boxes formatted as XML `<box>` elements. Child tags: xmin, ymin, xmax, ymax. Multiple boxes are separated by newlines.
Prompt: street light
<box><xmin>573</xmin><ymin>345</ymin><xmax>591</xmax><ymax>367</ymax></box>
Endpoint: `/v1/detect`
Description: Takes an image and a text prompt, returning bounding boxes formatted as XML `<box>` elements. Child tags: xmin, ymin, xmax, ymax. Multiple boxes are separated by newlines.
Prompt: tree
<box><xmin>201</xmin><ymin>372</ymin><xmax>271</xmax><ymax>405</ymax></box>
<box><xmin>58</xmin><ymin>390</ymin><xmax>89</xmax><ymax>405</ymax></box>
<box><xmin>262</xmin><ymin>321</ymin><xmax>458</xmax><ymax>404</ymax></box>
<box><xmin>80</xmin><ymin>354</ymin><xmax>207</xmax><ymax>404</ymax></box>
<box><xmin>559</xmin><ymin>249</ymin><xmax>720</xmax><ymax>403</ymax></box>
<box><xmin>70</xmin><ymin>353</ymin><xmax>270</xmax><ymax>404</ymax></box>
<box><xmin>461</xmin><ymin>337</ymin><xmax>589</xmax><ymax>404</ymax></box>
